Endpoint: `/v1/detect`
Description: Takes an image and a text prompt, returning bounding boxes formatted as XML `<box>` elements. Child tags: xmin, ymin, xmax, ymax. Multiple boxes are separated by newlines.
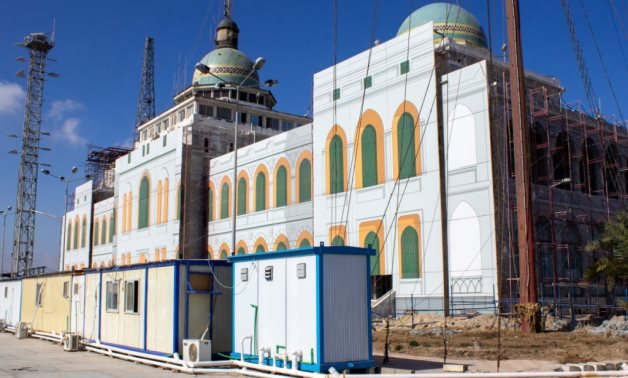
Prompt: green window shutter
<box><xmin>93</xmin><ymin>222</ymin><xmax>99</xmax><ymax>247</ymax></box>
<box><xmin>81</xmin><ymin>219</ymin><xmax>87</xmax><ymax>248</ymax></box>
<box><xmin>400</xmin><ymin>60</ymin><xmax>410</xmax><ymax>75</ymax></box>
<box><xmin>101</xmin><ymin>220</ymin><xmax>107</xmax><ymax>245</ymax></box>
<box><xmin>332</xmin><ymin>88</ymin><xmax>341</xmax><ymax>101</ymax></box>
<box><xmin>109</xmin><ymin>217</ymin><xmax>114</xmax><ymax>243</ymax></box>
<box><xmin>365</xmin><ymin>231</ymin><xmax>381</xmax><ymax>275</ymax></box>
<box><xmin>73</xmin><ymin>222</ymin><xmax>79</xmax><ymax>249</ymax></box>
<box><xmin>208</xmin><ymin>187</ymin><xmax>213</xmax><ymax>222</ymax></box>
<box><xmin>329</xmin><ymin>135</ymin><xmax>344</xmax><ymax>194</ymax></box>
<box><xmin>276</xmin><ymin>166</ymin><xmax>287</xmax><ymax>207</ymax></box>
<box><xmin>331</xmin><ymin>235</ymin><xmax>344</xmax><ymax>246</ymax></box>
<box><xmin>364</xmin><ymin>75</ymin><xmax>372</xmax><ymax>89</ymax></box>
<box><xmin>276</xmin><ymin>242</ymin><xmax>287</xmax><ymax>251</ymax></box>
<box><xmin>66</xmin><ymin>224</ymin><xmax>72</xmax><ymax>250</ymax></box>
<box><xmin>298</xmin><ymin>159</ymin><xmax>311</xmax><ymax>202</ymax></box>
<box><xmin>255</xmin><ymin>173</ymin><xmax>266</xmax><ymax>211</ymax></box>
<box><xmin>237</xmin><ymin>178</ymin><xmax>247</xmax><ymax>215</ymax></box>
<box><xmin>255</xmin><ymin>245</ymin><xmax>265</xmax><ymax>253</ymax></box>
<box><xmin>401</xmin><ymin>227</ymin><xmax>420</xmax><ymax>278</ymax></box>
<box><xmin>220</xmin><ymin>183</ymin><xmax>229</xmax><ymax>219</ymax></box>
<box><xmin>361</xmin><ymin>125</ymin><xmax>378</xmax><ymax>188</ymax></box>
<box><xmin>220</xmin><ymin>250</ymin><xmax>227</xmax><ymax>260</ymax></box>
<box><xmin>299</xmin><ymin>239</ymin><xmax>311</xmax><ymax>248</ymax></box>
<box><xmin>138</xmin><ymin>177</ymin><xmax>150</xmax><ymax>228</ymax></box>
<box><xmin>237</xmin><ymin>247</ymin><xmax>246</xmax><ymax>256</ymax></box>
<box><xmin>398</xmin><ymin>112</ymin><xmax>416</xmax><ymax>179</ymax></box>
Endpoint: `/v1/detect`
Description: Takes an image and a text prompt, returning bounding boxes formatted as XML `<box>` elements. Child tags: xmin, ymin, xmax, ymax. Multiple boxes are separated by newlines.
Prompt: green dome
<box><xmin>397</xmin><ymin>3</ymin><xmax>487</xmax><ymax>48</ymax></box>
<box><xmin>193</xmin><ymin>47</ymin><xmax>259</xmax><ymax>87</ymax></box>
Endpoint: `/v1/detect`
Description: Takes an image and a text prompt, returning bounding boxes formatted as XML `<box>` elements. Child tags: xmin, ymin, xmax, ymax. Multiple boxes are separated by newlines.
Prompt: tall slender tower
<box><xmin>134</xmin><ymin>37</ymin><xmax>155</xmax><ymax>140</ymax></box>
<box><xmin>11</xmin><ymin>33</ymin><xmax>54</xmax><ymax>277</ymax></box>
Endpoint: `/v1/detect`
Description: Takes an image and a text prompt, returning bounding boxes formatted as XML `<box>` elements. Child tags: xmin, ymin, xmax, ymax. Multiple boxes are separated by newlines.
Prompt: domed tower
<box><xmin>192</xmin><ymin>0</ymin><xmax>260</xmax><ymax>88</ymax></box>
<box><xmin>397</xmin><ymin>3</ymin><xmax>487</xmax><ymax>48</ymax></box>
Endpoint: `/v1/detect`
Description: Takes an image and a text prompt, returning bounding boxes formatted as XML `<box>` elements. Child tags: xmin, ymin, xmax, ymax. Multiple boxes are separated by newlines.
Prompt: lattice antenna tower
<box><xmin>134</xmin><ymin>36</ymin><xmax>155</xmax><ymax>140</ymax></box>
<box><xmin>11</xmin><ymin>33</ymin><xmax>54</xmax><ymax>277</ymax></box>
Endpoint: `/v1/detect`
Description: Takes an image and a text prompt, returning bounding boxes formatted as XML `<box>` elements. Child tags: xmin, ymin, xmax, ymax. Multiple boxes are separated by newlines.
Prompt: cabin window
<box><xmin>4</xmin><ymin>287</ymin><xmax>7</xmax><ymax>298</ymax></box>
<box><xmin>35</xmin><ymin>283</ymin><xmax>43</xmax><ymax>307</ymax></box>
<box><xmin>125</xmin><ymin>280</ymin><xmax>139</xmax><ymax>314</ymax></box>
<box><xmin>106</xmin><ymin>281</ymin><xmax>119</xmax><ymax>312</ymax></box>
<box><xmin>63</xmin><ymin>281</ymin><xmax>69</xmax><ymax>298</ymax></box>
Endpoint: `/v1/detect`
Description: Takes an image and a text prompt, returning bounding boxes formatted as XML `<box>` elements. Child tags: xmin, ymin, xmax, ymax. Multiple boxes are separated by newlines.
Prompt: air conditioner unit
<box><xmin>0</xmin><ymin>319</ymin><xmax>6</xmax><ymax>332</ymax></box>
<box><xmin>63</xmin><ymin>333</ymin><xmax>81</xmax><ymax>352</ymax></box>
<box><xmin>183</xmin><ymin>339</ymin><xmax>211</xmax><ymax>363</ymax></box>
<box><xmin>15</xmin><ymin>322</ymin><xmax>30</xmax><ymax>339</ymax></box>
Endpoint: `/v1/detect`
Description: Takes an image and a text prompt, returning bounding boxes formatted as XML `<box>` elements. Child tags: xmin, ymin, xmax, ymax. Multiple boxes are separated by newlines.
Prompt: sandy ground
<box><xmin>372</xmin><ymin>314</ymin><xmax>628</xmax><ymax>371</ymax></box>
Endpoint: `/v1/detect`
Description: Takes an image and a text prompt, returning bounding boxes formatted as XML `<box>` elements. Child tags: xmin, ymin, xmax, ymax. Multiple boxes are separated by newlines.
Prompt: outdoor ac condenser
<box><xmin>15</xmin><ymin>322</ymin><xmax>30</xmax><ymax>339</ymax></box>
<box><xmin>183</xmin><ymin>339</ymin><xmax>212</xmax><ymax>363</ymax></box>
<box><xmin>63</xmin><ymin>333</ymin><xmax>81</xmax><ymax>352</ymax></box>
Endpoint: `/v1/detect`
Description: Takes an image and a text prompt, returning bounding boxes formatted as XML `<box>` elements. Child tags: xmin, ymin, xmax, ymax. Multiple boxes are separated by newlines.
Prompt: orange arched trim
<box><xmin>359</xmin><ymin>220</ymin><xmax>386</xmax><ymax>274</ymax></box>
<box><xmin>325</xmin><ymin>125</ymin><xmax>348</xmax><ymax>194</ymax></box>
<box><xmin>121</xmin><ymin>193</ymin><xmax>127</xmax><ymax>233</ymax></box>
<box><xmin>218</xmin><ymin>242</ymin><xmax>230</xmax><ymax>256</ymax></box>
<box><xmin>127</xmin><ymin>191</ymin><xmax>133</xmax><ymax>232</ymax></box>
<box><xmin>138</xmin><ymin>253</ymin><xmax>147</xmax><ymax>264</ymax></box>
<box><xmin>218</xmin><ymin>175</ymin><xmax>232</xmax><ymax>218</ymax></box>
<box><xmin>328</xmin><ymin>225</ymin><xmax>347</xmax><ymax>245</ymax></box>
<box><xmin>236</xmin><ymin>240</ymin><xmax>248</xmax><ymax>254</ymax></box>
<box><xmin>392</xmin><ymin>101</ymin><xmax>422</xmax><ymax>178</ymax></box>
<box><xmin>208</xmin><ymin>180</ymin><xmax>216</xmax><ymax>221</ymax></box>
<box><xmin>253</xmin><ymin>164</ymin><xmax>270</xmax><ymax>211</ymax></box>
<box><xmin>397</xmin><ymin>214</ymin><xmax>422</xmax><ymax>278</ymax></box>
<box><xmin>156</xmin><ymin>180</ymin><xmax>163</xmax><ymax>225</ymax></box>
<box><xmin>208</xmin><ymin>245</ymin><xmax>214</xmax><ymax>260</ymax></box>
<box><xmin>273</xmin><ymin>234</ymin><xmax>290</xmax><ymax>251</ymax></box>
<box><xmin>355</xmin><ymin>109</ymin><xmax>386</xmax><ymax>188</ymax></box>
<box><xmin>237</xmin><ymin>170</ymin><xmax>250</xmax><ymax>214</ymax></box>
<box><xmin>295</xmin><ymin>150</ymin><xmax>313</xmax><ymax>203</ymax></box>
<box><xmin>253</xmin><ymin>237</ymin><xmax>268</xmax><ymax>253</ymax></box>
<box><xmin>296</xmin><ymin>230</ymin><xmax>314</xmax><ymax>248</ymax></box>
<box><xmin>273</xmin><ymin>157</ymin><xmax>292</xmax><ymax>207</ymax></box>
<box><xmin>162</xmin><ymin>178</ymin><xmax>169</xmax><ymax>223</ymax></box>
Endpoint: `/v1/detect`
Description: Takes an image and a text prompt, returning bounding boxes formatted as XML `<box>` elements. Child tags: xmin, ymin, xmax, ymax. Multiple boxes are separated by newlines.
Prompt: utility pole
<box><xmin>135</xmin><ymin>37</ymin><xmax>155</xmax><ymax>141</ymax></box>
<box><xmin>11</xmin><ymin>33</ymin><xmax>55</xmax><ymax>277</ymax></box>
<box><xmin>505</xmin><ymin>0</ymin><xmax>538</xmax><ymax>332</ymax></box>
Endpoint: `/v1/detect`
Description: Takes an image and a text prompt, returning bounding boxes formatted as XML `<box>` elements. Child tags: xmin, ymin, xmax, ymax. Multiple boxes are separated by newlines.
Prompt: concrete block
<box><xmin>583</xmin><ymin>364</ymin><xmax>594</xmax><ymax>371</ymax></box>
<box><xmin>565</xmin><ymin>365</ymin><xmax>582</xmax><ymax>372</ymax></box>
<box><xmin>443</xmin><ymin>364</ymin><xmax>467</xmax><ymax>373</ymax></box>
<box><xmin>605</xmin><ymin>363</ymin><xmax>617</xmax><ymax>371</ymax></box>
<box><xmin>594</xmin><ymin>364</ymin><xmax>606</xmax><ymax>371</ymax></box>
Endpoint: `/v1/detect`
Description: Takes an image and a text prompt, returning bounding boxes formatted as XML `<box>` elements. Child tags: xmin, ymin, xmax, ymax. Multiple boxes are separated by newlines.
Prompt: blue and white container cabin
<box><xmin>82</xmin><ymin>260</ymin><xmax>232</xmax><ymax>357</ymax></box>
<box><xmin>230</xmin><ymin>245</ymin><xmax>375</xmax><ymax>372</ymax></box>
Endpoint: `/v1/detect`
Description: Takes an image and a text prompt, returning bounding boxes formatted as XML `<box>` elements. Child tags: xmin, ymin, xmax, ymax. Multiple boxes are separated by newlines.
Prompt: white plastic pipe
<box><xmin>241</xmin><ymin>335</ymin><xmax>253</xmax><ymax>362</ymax></box>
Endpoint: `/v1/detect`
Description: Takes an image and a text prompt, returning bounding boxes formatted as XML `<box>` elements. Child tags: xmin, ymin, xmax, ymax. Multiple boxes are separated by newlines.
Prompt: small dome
<box><xmin>193</xmin><ymin>47</ymin><xmax>259</xmax><ymax>88</ymax></box>
<box><xmin>397</xmin><ymin>3</ymin><xmax>487</xmax><ymax>48</ymax></box>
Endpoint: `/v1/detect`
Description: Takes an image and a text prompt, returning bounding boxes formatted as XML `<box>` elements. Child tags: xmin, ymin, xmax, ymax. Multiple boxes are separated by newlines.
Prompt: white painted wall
<box><xmin>61</xmin><ymin>181</ymin><xmax>93</xmax><ymax>270</ymax></box>
<box><xmin>0</xmin><ymin>280</ymin><xmax>21</xmax><ymax>326</ymax></box>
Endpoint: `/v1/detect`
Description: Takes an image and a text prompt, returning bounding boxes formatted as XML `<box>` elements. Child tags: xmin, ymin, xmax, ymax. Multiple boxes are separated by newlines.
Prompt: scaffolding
<box><xmin>500</xmin><ymin>84</ymin><xmax>627</xmax><ymax>318</ymax></box>
<box><xmin>85</xmin><ymin>145</ymin><xmax>131</xmax><ymax>192</ymax></box>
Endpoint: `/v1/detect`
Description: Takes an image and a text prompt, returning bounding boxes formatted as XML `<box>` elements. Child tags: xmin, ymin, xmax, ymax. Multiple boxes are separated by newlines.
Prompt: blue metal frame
<box><xmin>228</xmin><ymin>245</ymin><xmax>374</xmax><ymax>263</ymax></box>
<box><xmin>97</xmin><ymin>271</ymin><xmax>102</xmax><ymax>340</ymax></box>
<box><xmin>172</xmin><ymin>261</ymin><xmax>180</xmax><ymax>355</ymax></box>
<box><xmin>143</xmin><ymin>266</ymin><xmax>148</xmax><ymax>350</ymax></box>
<box><xmin>82</xmin><ymin>274</ymin><xmax>87</xmax><ymax>336</ymax></box>
<box><xmin>317</xmin><ymin>253</ymin><xmax>323</xmax><ymax>366</ymax></box>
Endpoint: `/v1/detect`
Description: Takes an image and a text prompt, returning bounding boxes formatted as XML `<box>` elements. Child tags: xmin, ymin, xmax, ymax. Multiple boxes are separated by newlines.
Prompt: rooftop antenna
<box><xmin>224</xmin><ymin>0</ymin><xmax>231</xmax><ymax>18</ymax></box>
<box><xmin>51</xmin><ymin>18</ymin><xmax>56</xmax><ymax>44</ymax></box>
<box><xmin>134</xmin><ymin>37</ymin><xmax>156</xmax><ymax>141</ymax></box>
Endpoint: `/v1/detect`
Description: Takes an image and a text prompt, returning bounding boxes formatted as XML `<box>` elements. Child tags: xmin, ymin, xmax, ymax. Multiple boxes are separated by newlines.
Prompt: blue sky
<box><xmin>0</xmin><ymin>0</ymin><xmax>626</xmax><ymax>272</ymax></box>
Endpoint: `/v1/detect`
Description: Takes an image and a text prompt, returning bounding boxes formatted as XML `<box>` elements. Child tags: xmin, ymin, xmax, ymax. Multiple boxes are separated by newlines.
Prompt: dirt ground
<box><xmin>372</xmin><ymin>314</ymin><xmax>628</xmax><ymax>364</ymax></box>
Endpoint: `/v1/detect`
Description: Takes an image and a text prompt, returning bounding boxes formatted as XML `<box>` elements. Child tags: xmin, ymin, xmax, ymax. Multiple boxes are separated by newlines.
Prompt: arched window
<box><xmin>276</xmin><ymin>166</ymin><xmax>288</xmax><ymax>207</ymax></box>
<box><xmin>397</xmin><ymin>112</ymin><xmax>416</xmax><ymax>179</ymax></box>
<box><xmin>220</xmin><ymin>182</ymin><xmax>229</xmax><ymax>219</ymax></box>
<box><xmin>237</xmin><ymin>247</ymin><xmax>246</xmax><ymax>255</ymax></box>
<box><xmin>156</xmin><ymin>180</ymin><xmax>162</xmax><ymax>224</ymax></box>
<box><xmin>208</xmin><ymin>185</ymin><xmax>214</xmax><ymax>222</ymax></box>
<box><xmin>127</xmin><ymin>192</ymin><xmax>133</xmax><ymax>231</ymax></box>
<box><xmin>66</xmin><ymin>223</ymin><xmax>72</xmax><ymax>251</ymax></box>
<box><xmin>532</xmin><ymin>122</ymin><xmax>548</xmax><ymax>183</ymax></box>
<box><xmin>400</xmin><ymin>227</ymin><xmax>420</xmax><ymax>278</ymax></box>
<box><xmin>364</xmin><ymin>231</ymin><xmax>381</xmax><ymax>275</ymax></box>
<box><xmin>553</xmin><ymin>132</ymin><xmax>571</xmax><ymax>189</ymax></box>
<box><xmin>73</xmin><ymin>219</ymin><xmax>79</xmax><ymax>250</ymax></box>
<box><xmin>581</xmin><ymin>138</ymin><xmax>602</xmax><ymax>194</ymax></box>
<box><xmin>138</xmin><ymin>176</ymin><xmax>150</xmax><ymax>229</ymax></box>
<box><xmin>255</xmin><ymin>172</ymin><xmax>266</xmax><ymax>211</ymax></box>
<box><xmin>276</xmin><ymin>242</ymin><xmax>287</xmax><ymax>251</ymax></box>
<box><xmin>329</xmin><ymin>135</ymin><xmax>344</xmax><ymax>193</ymax></box>
<box><xmin>81</xmin><ymin>217</ymin><xmax>87</xmax><ymax>248</ymax></box>
<box><xmin>237</xmin><ymin>177</ymin><xmax>247</xmax><ymax>215</ymax></box>
<box><xmin>361</xmin><ymin>125</ymin><xmax>378</xmax><ymax>188</ymax></box>
<box><xmin>162</xmin><ymin>178</ymin><xmax>169</xmax><ymax>223</ymax></box>
<box><xmin>331</xmin><ymin>235</ymin><xmax>345</xmax><ymax>246</ymax></box>
<box><xmin>255</xmin><ymin>245</ymin><xmax>265</xmax><ymax>253</ymax></box>
<box><xmin>93</xmin><ymin>220</ymin><xmax>100</xmax><ymax>247</ymax></box>
<box><xmin>298</xmin><ymin>158</ymin><xmax>311</xmax><ymax>202</ymax></box>
<box><xmin>299</xmin><ymin>239</ymin><xmax>311</xmax><ymax>248</ymax></box>
<box><xmin>219</xmin><ymin>249</ymin><xmax>228</xmax><ymax>260</ymax></box>
<box><xmin>109</xmin><ymin>215</ymin><xmax>114</xmax><ymax>243</ymax></box>
<box><xmin>450</xmin><ymin>201</ymin><xmax>482</xmax><ymax>277</ymax></box>
<box><xmin>448</xmin><ymin>104</ymin><xmax>477</xmax><ymax>171</ymax></box>
<box><xmin>101</xmin><ymin>218</ymin><xmax>107</xmax><ymax>245</ymax></box>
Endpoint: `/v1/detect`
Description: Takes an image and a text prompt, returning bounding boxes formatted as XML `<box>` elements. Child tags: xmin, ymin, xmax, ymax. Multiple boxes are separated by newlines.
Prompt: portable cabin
<box><xmin>0</xmin><ymin>278</ymin><xmax>22</xmax><ymax>327</ymax></box>
<box><xmin>230</xmin><ymin>246</ymin><xmax>375</xmax><ymax>372</ymax></box>
<box><xmin>20</xmin><ymin>272</ymin><xmax>77</xmax><ymax>334</ymax></box>
<box><xmin>82</xmin><ymin>260</ymin><xmax>232</xmax><ymax>357</ymax></box>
